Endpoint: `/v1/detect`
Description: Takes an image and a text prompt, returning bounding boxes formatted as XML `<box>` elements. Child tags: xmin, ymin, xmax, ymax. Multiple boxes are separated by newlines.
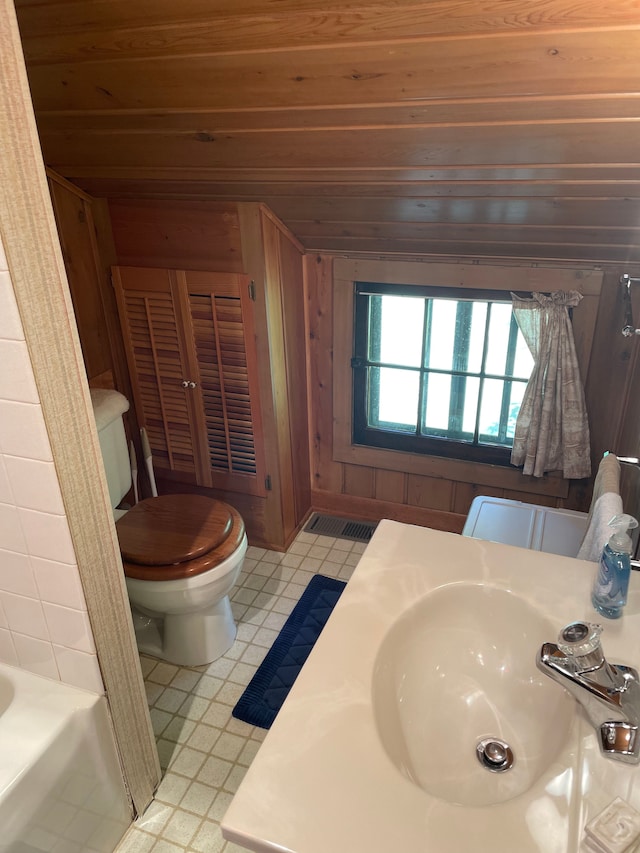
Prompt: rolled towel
<box><xmin>595</xmin><ymin>452</ymin><xmax>622</xmax><ymax>497</ymax></box>
<box><xmin>576</xmin><ymin>494</ymin><xmax>624</xmax><ymax>561</ymax></box>
<box><xmin>576</xmin><ymin>454</ymin><xmax>622</xmax><ymax>562</ymax></box>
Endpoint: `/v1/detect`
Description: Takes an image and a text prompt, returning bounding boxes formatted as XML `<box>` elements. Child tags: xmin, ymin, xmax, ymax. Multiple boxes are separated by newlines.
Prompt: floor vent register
<box><xmin>303</xmin><ymin>513</ymin><xmax>378</xmax><ymax>544</ymax></box>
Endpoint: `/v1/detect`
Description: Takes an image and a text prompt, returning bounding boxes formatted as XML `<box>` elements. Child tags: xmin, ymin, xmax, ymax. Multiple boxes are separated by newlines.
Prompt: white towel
<box><xmin>577</xmin><ymin>492</ymin><xmax>624</xmax><ymax>561</ymax></box>
<box><xmin>576</xmin><ymin>454</ymin><xmax>622</xmax><ymax>561</ymax></box>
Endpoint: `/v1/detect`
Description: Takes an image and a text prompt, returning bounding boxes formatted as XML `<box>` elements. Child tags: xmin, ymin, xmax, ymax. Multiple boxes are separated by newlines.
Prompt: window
<box><xmin>352</xmin><ymin>282</ymin><xmax>534</xmax><ymax>465</ymax></box>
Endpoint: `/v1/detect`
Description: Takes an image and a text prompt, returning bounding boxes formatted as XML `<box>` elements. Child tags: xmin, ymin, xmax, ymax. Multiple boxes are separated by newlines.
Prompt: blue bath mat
<box><xmin>232</xmin><ymin>574</ymin><xmax>346</xmax><ymax>729</ymax></box>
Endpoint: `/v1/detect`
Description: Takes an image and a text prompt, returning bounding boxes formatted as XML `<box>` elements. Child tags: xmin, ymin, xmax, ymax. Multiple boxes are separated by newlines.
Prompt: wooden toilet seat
<box><xmin>116</xmin><ymin>494</ymin><xmax>245</xmax><ymax>581</ymax></box>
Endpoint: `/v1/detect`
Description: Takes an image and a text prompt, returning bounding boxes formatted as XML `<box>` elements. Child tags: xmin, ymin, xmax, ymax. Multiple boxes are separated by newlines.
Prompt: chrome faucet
<box><xmin>536</xmin><ymin>621</ymin><xmax>640</xmax><ymax>764</ymax></box>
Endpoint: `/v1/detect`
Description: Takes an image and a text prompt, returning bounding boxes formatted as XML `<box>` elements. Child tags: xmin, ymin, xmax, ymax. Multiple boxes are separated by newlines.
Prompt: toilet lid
<box><xmin>117</xmin><ymin>494</ymin><xmax>234</xmax><ymax>566</ymax></box>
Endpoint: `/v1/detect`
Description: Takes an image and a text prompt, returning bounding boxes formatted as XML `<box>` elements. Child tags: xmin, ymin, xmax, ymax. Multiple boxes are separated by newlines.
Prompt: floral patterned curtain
<box><xmin>510</xmin><ymin>291</ymin><xmax>591</xmax><ymax>479</ymax></box>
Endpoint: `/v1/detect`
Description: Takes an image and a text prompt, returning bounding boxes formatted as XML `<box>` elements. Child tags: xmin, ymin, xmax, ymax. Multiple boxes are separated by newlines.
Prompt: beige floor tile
<box><xmin>189</xmin><ymin>820</ymin><xmax>226</xmax><ymax>853</ymax></box>
<box><xmin>211</xmin><ymin>732</ymin><xmax>244</xmax><ymax>761</ymax></box>
<box><xmin>208</xmin><ymin>790</ymin><xmax>233</xmax><ymax>822</ymax></box>
<box><xmin>150</xmin><ymin>840</ymin><xmax>183</xmax><ymax>852</ymax></box>
<box><xmin>227</xmin><ymin>661</ymin><xmax>257</xmax><ymax>684</ymax></box>
<box><xmin>162</xmin><ymin>717</ymin><xmax>196</xmax><ymax>745</ymax></box>
<box><xmin>170</xmin><ymin>669</ymin><xmax>201</xmax><ymax>693</ymax></box>
<box><xmin>146</xmin><ymin>662</ymin><xmax>179</xmax><ymax>685</ymax></box>
<box><xmin>251</xmin><ymin>626</ymin><xmax>279</xmax><ymax>648</ymax></box>
<box><xmin>155</xmin><ymin>687</ymin><xmax>188</xmax><ymax>714</ymax></box>
<box><xmin>197</xmin><ymin>755</ymin><xmax>233</xmax><ymax>788</ymax></box>
<box><xmin>192</xmin><ymin>674</ymin><xmax>224</xmax><ymax>699</ymax></box>
<box><xmin>260</xmin><ymin>549</ymin><xmax>285</xmax><ymax>564</ymax></box>
<box><xmin>287</xmin><ymin>540</ymin><xmax>311</xmax><ymax>556</ymax></box>
<box><xmin>170</xmin><ymin>747</ymin><xmax>207</xmax><ymax>779</ymax></box>
<box><xmin>331</xmin><ymin>537</ymin><xmax>354</xmax><ymax>552</ymax></box>
<box><xmin>215</xmin><ymin>681</ymin><xmax>245</xmax><ymax>706</ymax></box>
<box><xmin>179</xmin><ymin>781</ymin><xmax>217</xmax><ymax>816</ymax></box>
<box><xmin>159</xmin><ymin>809</ymin><xmax>200</xmax><ymax>846</ymax></box>
<box><xmin>155</xmin><ymin>773</ymin><xmax>190</xmax><ymax>807</ymax></box>
<box><xmin>184</xmin><ymin>722</ymin><xmax>221</xmax><ymax>753</ymax></box>
<box><xmin>222</xmin><ymin>764</ymin><xmax>247</xmax><ymax>794</ymax></box>
<box><xmin>239</xmin><ymin>644</ymin><xmax>267</xmax><ymax>666</ymax></box>
<box><xmin>119</xmin><ymin>529</ymin><xmax>363</xmax><ymax>853</ymax></box>
<box><xmin>135</xmin><ymin>800</ymin><xmax>174</xmax><ymax>835</ymax></box>
<box><xmin>115</xmin><ymin>828</ymin><xmax>156</xmax><ymax>852</ymax></box>
<box><xmin>200</xmin><ymin>701</ymin><xmax>232</xmax><ymax>729</ymax></box>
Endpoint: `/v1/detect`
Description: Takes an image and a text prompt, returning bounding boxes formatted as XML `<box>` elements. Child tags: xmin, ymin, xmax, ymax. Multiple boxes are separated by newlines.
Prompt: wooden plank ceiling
<box><xmin>14</xmin><ymin>0</ymin><xmax>640</xmax><ymax>263</ymax></box>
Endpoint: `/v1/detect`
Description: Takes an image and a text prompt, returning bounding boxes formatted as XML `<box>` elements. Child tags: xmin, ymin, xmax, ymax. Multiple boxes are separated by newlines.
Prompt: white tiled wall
<box><xmin>0</xmin><ymin>234</ymin><xmax>103</xmax><ymax>693</ymax></box>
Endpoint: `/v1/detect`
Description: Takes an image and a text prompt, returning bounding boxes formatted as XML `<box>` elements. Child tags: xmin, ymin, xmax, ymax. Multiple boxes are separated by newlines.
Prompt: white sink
<box><xmin>223</xmin><ymin>520</ymin><xmax>640</xmax><ymax>853</ymax></box>
<box><xmin>372</xmin><ymin>583</ymin><xmax>574</xmax><ymax>806</ymax></box>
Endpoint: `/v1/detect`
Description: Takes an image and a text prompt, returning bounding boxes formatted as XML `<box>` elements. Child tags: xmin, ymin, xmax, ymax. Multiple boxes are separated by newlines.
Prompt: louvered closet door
<box><xmin>178</xmin><ymin>271</ymin><xmax>266</xmax><ymax>497</ymax></box>
<box><xmin>112</xmin><ymin>266</ymin><xmax>203</xmax><ymax>481</ymax></box>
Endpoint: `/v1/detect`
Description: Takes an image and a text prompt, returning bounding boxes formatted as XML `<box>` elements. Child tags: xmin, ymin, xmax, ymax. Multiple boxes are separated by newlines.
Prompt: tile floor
<box><xmin>115</xmin><ymin>530</ymin><xmax>366</xmax><ymax>853</ymax></box>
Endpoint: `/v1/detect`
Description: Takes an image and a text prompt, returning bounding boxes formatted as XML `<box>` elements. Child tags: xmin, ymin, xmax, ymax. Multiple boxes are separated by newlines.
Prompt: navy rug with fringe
<box><xmin>232</xmin><ymin>574</ymin><xmax>346</xmax><ymax>729</ymax></box>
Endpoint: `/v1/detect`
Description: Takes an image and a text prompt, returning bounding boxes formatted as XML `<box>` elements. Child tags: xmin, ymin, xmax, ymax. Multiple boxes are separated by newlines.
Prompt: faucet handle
<box><xmin>557</xmin><ymin>621</ymin><xmax>603</xmax><ymax>659</ymax></box>
<box><xmin>599</xmin><ymin>722</ymin><xmax>639</xmax><ymax>762</ymax></box>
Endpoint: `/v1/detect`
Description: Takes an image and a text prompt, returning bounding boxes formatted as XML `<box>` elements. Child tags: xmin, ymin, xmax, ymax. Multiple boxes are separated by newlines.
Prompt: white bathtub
<box><xmin>0</xmin><ymin>662</ymin><xmax>132</xmax><ymax>853</ymax></box>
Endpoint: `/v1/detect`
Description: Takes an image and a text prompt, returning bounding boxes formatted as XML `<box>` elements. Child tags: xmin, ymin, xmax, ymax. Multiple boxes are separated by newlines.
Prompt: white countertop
<box><xmin>222</xmin><ymin>520</ymin><xmax>640</xmax><ymax>853</ymax></box>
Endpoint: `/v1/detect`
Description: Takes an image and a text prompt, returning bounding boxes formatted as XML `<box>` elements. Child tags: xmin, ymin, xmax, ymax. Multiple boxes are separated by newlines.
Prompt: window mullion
<box><xmin>417</xmin><ymin>298</ymin><xmax>431</xmax><ymax>436</ymax></box>
<box><xmin>475</xmin><ymin>302</ymin><xmax>492</xmax><ymax>443</ymax></box>
<box><xmin>497</xmin><ymin>312</ymin><xmax>520</xmax><ymax>443</ymax></box>
<box><xmin>450</xmin><ymin>301</ymin><xmax>471</xmax><ymax>438</ymax></box>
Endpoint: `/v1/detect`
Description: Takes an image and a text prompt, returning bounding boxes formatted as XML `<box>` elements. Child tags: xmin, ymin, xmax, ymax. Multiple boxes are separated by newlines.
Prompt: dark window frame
<box><xmin>352</xmin><ymin>281</ymin><xmax>531</xmax><ymax>466</ymax></box>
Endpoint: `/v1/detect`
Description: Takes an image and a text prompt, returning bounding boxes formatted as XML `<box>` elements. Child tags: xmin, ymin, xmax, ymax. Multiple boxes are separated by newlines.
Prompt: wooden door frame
<box><xmin>1</xmin><ymin>0</ymin><xmax>159</xmax><ymax>816</ymax></box>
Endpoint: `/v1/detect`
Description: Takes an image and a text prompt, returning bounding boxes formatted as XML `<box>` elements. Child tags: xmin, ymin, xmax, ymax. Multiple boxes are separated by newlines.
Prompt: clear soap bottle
<box><xmin>591</xmin><ymin>513</ymin><xmax>638</xmax><ymax>619</ymax></box>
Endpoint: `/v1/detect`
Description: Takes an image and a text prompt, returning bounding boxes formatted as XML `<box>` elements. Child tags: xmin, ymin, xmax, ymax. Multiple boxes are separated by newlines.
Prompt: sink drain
<box><xmin>476</xmin><ymin>738</ymin><xmax>514</xmax><ymax>773</ymax></box>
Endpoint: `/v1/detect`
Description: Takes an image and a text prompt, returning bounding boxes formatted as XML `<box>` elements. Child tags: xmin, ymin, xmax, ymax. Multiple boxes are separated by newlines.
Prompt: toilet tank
<box><xmin>90</xmin><ymin>389</ymin><xmax>132</xmax><ymax>511</ymax></box>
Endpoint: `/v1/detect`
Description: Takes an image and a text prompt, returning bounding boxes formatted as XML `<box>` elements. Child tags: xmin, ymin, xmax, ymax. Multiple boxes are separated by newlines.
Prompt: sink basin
<box><xmin>223</xmin><ymin>521</ymin><xmax>640</xmax><ymax>853</ymax></box>
<box><xmin>372</xmin><ymin>582</ymin><xmax>574</xmax><ymax>806</ymax></box>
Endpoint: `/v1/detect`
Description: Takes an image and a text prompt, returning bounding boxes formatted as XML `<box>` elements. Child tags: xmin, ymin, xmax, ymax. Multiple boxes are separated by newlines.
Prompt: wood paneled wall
<box><xmin>305</xmin><ymin>253</ymin><xmax>628</xmax><ymax>531</ymax></box>
<box><xmin>50</xmin><ymin>180</ymin><xmax>640</xmax><ymax>540</ymax></box>
<box><xmin>46</xmin><ymin>171</ymin><xmax>139</xmax><ymax>411</ymax></box>
<box><xmin>109</xmin><ymin>199</ymin><xmax>243</xmax><ymax>272</ymax></box>
<box><xmin>259</xmin><ymin>210</ymin><xmax>311</xmax><ymax>530</ymax></box>
<box><xmin>47</xmin><ymin>171</ymin><xmax>112</xmax><ymax>383</ymax></box>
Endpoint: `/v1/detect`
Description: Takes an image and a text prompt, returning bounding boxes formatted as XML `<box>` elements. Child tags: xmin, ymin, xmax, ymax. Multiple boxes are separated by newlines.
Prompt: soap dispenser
<box><xmin>591</xmin><ymin>513</ymin><xmax>638</xmax><ymax>619</ymax></box>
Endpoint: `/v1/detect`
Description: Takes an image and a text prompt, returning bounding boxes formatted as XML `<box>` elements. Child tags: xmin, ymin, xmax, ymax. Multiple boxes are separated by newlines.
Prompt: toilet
<box><xmin>90</xmin><ymin>389</ymin><xmax>247</xmax><ymax>666</ymax></box>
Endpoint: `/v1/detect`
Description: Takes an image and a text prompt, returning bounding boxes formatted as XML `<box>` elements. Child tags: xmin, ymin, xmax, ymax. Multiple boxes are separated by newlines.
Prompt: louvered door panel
<box><xmin>190</xmin><ymin>292</ymin><xmax>263</xmax><ymax>489</ymax></box>
<box><xmin>123</xmin><ymin>293</ymin><xmax>170</xmax><ymax>468</ymax></box>
<box><xmin>184</xmin><ymin>270</ymin><xmax>265</xmax><ymax>496</ymax></box>
<box><xmin>216</xmin><ymin>302</ymin><xmax>256</xmax><ymax>474</ymax></box>
<box><xmin>114</xmin><ymin>266</ymin><xmax>264</xmax><ymax>495</ymax></box>
<box><xmin>190</xmin><ymin>294</ymin><xmax>228</xmax><ymax>470</ymax></box>
<box><xmin>113</xmin><ymin>267</ymin><xmax>199</xmax><ymax>480</ymax></box>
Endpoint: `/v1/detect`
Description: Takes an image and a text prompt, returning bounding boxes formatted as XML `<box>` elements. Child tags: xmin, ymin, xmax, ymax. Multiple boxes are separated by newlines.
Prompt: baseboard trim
<box><xmin>310</xmin><ymin>489</ymin><xmax>465</xmax><ymax>534</ymax></box>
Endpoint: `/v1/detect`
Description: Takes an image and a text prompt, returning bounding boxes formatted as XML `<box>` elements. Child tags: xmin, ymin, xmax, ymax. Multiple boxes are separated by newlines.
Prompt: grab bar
<box><xmin>620</xmin><ymin>274</ymin><xmax>640</xmax><ymax>337</ymax></box>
